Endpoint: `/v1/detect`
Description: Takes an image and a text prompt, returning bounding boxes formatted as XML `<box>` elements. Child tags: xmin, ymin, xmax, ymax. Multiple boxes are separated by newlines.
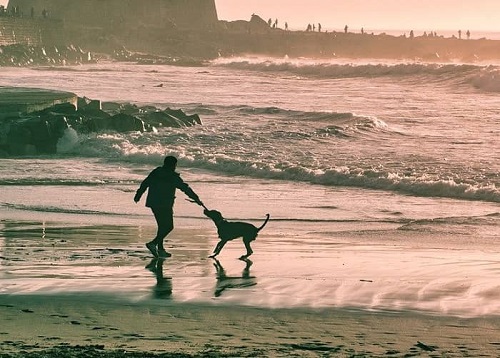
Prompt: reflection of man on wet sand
<box><xmin>213</xmin><ymin>258</ymin><xmax>256</xmax><ymax>297</ymax></box>
<box><xmin>146</xmin><ymin>258</ymin><xmax>172</xmax><ymax>299</ymax></box>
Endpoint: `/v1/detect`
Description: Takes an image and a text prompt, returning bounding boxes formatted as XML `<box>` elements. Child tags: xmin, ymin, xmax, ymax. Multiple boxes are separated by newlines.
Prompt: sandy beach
<box><xmin>0</xmin><ymin>49</ymin><xmax>499</xmax><ymax>356</ymax></box>
<box><xmin>2</xmin><ymin>292</ymin><xmax>500</xmax><ymax>357</ymax></box>
<box><xmin>1</xmin><ymin>174</ymin><xmax>500</xmax><ymax>357</ymax></box>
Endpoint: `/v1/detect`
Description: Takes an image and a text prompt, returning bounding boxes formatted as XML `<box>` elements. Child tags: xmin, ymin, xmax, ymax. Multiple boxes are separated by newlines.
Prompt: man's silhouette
<box><xmin>134</xmin><ymin>155</ymin><xmax>203</xmax><ymax>258</ymax></box>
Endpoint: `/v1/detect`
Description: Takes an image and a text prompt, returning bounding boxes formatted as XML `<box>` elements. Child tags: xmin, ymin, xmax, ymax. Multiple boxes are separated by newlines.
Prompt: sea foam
<box><xmin>61</xmin><ymin>129</ymin><xmax>499</xmax><ymax>203</ymax></box>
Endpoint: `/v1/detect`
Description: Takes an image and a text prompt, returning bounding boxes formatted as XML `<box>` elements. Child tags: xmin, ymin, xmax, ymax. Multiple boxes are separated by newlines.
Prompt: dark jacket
<box><xmin>135</xmin><ymin>167</ymin><xmax>199</xmax><ymax>208</ymax></box>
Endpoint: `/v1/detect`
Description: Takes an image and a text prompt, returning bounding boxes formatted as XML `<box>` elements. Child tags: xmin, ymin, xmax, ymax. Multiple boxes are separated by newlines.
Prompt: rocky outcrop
<box><xmin>0</xmin><ymin>97</ymin><xmax>202</xmax><ymax>156</ymax></box>
<box><xmin>0</xmin><ymin>43</ymin><xmax>95</xmax><ymax>66</ymax></box>
<box><xmin>4</xmin><ymin>2</ymin><xmax>500</xmax><ymax>64</ymax></box>
<box><xmin>7</xmin><ymin>0</ymin><xmax>219</xmax><ymax>31</ymax></box>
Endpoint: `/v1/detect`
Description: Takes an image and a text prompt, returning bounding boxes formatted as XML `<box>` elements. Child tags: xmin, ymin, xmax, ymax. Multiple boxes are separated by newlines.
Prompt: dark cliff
<box><xmin>7</xmin><ymin>0</ymin><xmax>218</xmax><ymax>30</ymax></box>
<box><xmin>4</xmin><ymin>0</ymin><xmax>218</xmax><ymax>51</ymax></box>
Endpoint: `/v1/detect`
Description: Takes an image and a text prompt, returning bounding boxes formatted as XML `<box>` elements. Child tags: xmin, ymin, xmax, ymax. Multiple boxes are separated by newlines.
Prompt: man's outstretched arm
<box><xmin>176</xmin><ymin>177</ymin><xmax>203</xmax><ymax>206</ymax></box>
<box><xmin>134</xmin><ymin>172</ymin><xmax>153</xmax><ymax>203</ymax></box>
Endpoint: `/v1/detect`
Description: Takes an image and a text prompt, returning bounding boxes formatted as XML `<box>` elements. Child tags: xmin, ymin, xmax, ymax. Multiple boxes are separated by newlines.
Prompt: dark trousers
<box><xmin>151</xmin><ymin>206</ymin><xmax>174</xmax><ymax>248</ymax></box>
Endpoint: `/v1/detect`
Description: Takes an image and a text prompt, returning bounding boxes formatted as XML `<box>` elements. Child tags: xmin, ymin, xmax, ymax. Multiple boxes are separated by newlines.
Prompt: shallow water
<box><xmin>3</xmin><ymin>218</ymin><xmax>500</xmax><ymax>318</ymax></box>
<box><xmin>1</xmin><ymin>171</ymin><xmax>499</xmax><ymax>317</ymax></box>
<box><xmin>0</xmin><ymin>57</ymin><xmax>499</xmax><ymax>317</ymax></box>
<box><xmin>0</xmin><ymin>59</ymin><xmax>498</xmax><ymax>202</ymax></box>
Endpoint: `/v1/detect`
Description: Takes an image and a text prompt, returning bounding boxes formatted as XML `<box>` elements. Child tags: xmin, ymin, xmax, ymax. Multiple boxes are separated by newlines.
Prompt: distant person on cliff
<box><xmin>318</xmin><ymin>23</ymin><xmax>322</xmax><ymax>32</ymax></box>
<box><xmin>458</xmin><ymin>30</ymin><xmax>462</xmax><ymax>39</ymax></box>
<box><xmin>344</xmin><ymin>25</ymin><xmax>348</xmax><ymax>34</ymax></box>
<box><xmin>466</xmin><ymin>30</ymin><xmax>471</xmax><ymax>39</ymax></box>
<box><xmin>134</xmin><ymin>155</ymin><xmax>204</xmax><ymax>258</ymax></box>
<box><xmin>285</xmin><ymin>22</ymin><xmax>288</xmax><ymax>31</ymax></box>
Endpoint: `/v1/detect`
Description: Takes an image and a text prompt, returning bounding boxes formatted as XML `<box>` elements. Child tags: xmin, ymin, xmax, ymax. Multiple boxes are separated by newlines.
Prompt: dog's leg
<box><xmin>210</xmin><ymin>240</ymin><xmax>227</xmax><ymax>258</ymax></box>
<box><xmin>241</xmin><ymin>239</ymin><xmax>253</xmax><ymax>259</ymax></box>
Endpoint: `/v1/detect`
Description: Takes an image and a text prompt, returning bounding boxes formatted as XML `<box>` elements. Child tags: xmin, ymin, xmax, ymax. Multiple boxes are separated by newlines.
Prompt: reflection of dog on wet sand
<box><xmin>213</xmin><ymin>258</ymin><xmax>256</xmax><ymax>297</ymax></box>
<box><xmin>204</xmin><ymin>209</ymin><xmax>270</xmax><ymax>259</ymax></box>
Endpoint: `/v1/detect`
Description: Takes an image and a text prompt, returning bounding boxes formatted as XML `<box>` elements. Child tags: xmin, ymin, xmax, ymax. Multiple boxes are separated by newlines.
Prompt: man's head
<box><xmin>163</xmin><ymin>155</ymin><xmax>178</xmax><ymax>170</ymax></box>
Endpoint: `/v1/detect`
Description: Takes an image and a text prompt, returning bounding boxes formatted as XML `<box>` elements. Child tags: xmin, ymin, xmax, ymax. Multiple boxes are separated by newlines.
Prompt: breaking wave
<box><xmin>213</xmin><ymin>57</ymin><xmax>500</xmax><ymax>93</ymax></box>
<box><xmin>212</xmin><ymin>57</ymin><xmax>480</xmax><ymax>79</ymax></box>
<box><xmin>469</xmin><ymin>67</ymin><xmax>500</xmax><ymax>92</ymax></box>
<box><xmin>48</xmin><ymin>129</ymin><xmax>499</xmax><ymax>204</ymax></box>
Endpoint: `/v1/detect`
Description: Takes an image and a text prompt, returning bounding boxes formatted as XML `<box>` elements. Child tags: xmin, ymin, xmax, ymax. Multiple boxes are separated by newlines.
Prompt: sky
<box><xmin>0</xmin><ymin>0</ymin><xmax>498</xmax><ymax>34</ymax></box>
<box><xmin>215</xmin><ymin>0</ymin><xmax>500</xmax><ymax>33</ymax></box>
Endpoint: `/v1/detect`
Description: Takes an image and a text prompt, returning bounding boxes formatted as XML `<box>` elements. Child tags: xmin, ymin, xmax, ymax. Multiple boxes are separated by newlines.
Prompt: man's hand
<box><xmin>187</xmin><ymin>197</ymin><xmax>204</xmax><ymax>207</ymax></box>
<box><xmin>134</xmin><ymin>192</ymin><xmax>141</xmax><ymax>203</ymax></box>
<box><xmin>194</xmin><ymin>197</ymin><xmax>204</xmax><ymax>206</ymax></box>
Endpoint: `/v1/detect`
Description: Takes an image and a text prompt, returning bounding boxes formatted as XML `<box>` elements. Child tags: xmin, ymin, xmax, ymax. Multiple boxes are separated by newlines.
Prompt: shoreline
<box><xmin>2</xmin><ymin>213</ymin><xmax>500</xmax><ymax>317</ymax></box>
<box><xmin>1</xmin><ymin>166</ymin><xmax>499</xmax><ymax>318</ymax></box>
<box><xmin>4</xmin><ymin>26</ymin><xmax>500</xmax><ymax>67</ymax></box>
<box><xmin>1</xmin><ymin>165</ymin><xmax>500</xmax><ymax>356</ymax></box>
<box><xmin>2</xmin><ymin>293</ymin><xmax>500</xmax><ymax>357</ymax></box>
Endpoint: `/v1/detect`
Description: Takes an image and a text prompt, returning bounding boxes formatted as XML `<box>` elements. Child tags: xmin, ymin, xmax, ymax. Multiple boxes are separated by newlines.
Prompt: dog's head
<box><xmin>204</xmin><ymin>209</ymin><xmax>224</xmax><ymax>223</ymax></box>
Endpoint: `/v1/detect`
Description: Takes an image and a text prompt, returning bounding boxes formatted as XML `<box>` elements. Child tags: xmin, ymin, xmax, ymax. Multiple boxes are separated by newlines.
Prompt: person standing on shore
<box><xmin>134</xmin><ymin>155</ymin><xmax>203</xmax><ymax>258</ymax></box>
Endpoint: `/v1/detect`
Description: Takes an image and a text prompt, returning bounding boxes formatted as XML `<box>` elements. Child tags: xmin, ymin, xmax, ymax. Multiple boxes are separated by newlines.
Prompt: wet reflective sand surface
<box><xmin>2</xmin><ymin>215</ymin><xmax>500</xmax><ymax>318</ymax></box>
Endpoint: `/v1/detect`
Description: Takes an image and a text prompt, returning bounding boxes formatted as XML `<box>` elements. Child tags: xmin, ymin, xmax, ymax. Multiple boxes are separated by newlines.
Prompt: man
<box><xmin>134</xmin><ymin>156</ymin><xmax>203</xmax><ymax>258</ymax></box>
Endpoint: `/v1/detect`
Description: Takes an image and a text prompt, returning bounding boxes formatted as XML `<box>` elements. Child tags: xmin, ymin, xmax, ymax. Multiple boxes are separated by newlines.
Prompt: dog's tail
<box><xmin>257</xmin><ymin>214</ymin><xmax>270</xmax><ymax>232</ymax></box>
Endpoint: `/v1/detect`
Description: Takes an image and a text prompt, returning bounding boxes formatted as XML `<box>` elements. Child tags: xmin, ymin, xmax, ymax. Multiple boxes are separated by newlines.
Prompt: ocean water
<box><xmin>1</xmin><ymin>57</ymin><xmax>499</xmax><ymax>316</ymax></box>
<box><xmin>1</xmin><ymin>58</ymin><xmax>499</xmax><ymax>202</ymax></box>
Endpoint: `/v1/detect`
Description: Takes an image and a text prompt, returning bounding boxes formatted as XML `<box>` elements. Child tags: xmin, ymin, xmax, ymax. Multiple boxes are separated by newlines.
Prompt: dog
<box><xmin>204</xmin><ymin>209</ymin><xmax>270</xmax><ymax>259</ymax></box>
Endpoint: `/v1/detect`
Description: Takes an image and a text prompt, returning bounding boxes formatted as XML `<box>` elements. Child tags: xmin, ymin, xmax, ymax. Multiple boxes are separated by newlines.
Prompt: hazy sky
<box><xmin>215</xmin><ymin>0</ymin><xmax>500</xmax><ymax>33</ymax></box>
<box><xmin>0</xmin><ymin>0</ymin><xmax>497</xmax><ymax>33</ymax></box>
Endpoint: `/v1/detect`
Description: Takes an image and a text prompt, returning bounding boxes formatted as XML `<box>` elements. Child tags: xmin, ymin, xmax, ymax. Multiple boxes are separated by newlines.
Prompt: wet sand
<box><xmin>2</xmin><ymin>292</ymin><xmax>500</xmax><ymax>357</ymax></box>
<box><xmin>2</xmin><ymin>217</ymin><xmax>500</xmax><ymax>357</ymax></box>
<box><xmin>1</xmin><ymin>169</ymin><xmax>500</xmax><ymax>356</ymax></box>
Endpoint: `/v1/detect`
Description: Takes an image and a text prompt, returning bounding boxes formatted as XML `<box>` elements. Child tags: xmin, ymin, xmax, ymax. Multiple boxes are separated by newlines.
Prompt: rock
<box><xmin>0</xmin><ymin>95</ymin><xmax>202</xmax><ymax>155</ymax></box>
<box><xmin>119</xmin><ymin>103</ymin><xmax>139</xmax><ymax>115</ymax></box>
<box><xmin>85</xmin><ymin>116</ymin><xmax>112</xmax><ymax>132</ymax></box>
<box><xmin>51</xmin><ymin>102</ymin><xmax>77</xmax><ymax>114</ymax></box>
<box><xmin>110</xmin><ymin>113</ymin><xmax>145</xmax><ymax>132</ymax></box>
<box><xmin>7</xmin><ymin>124</ymin><xmax>32</xmax><ymax>155</ymax></box>
<box><xmin>77</xmin><ymin>96</ymin><xmax>91</xmax><ymax>110</ymax></box>
<box><xmin>77</xmin><ymin>104</ymin><xmax>111</xmax><ymax>120</ymax></box>
<box><xmin>87</xmin><ymin>100</ymin><xmax>102</xmax><ymax>111</ymax></box>
<box><xmin>139</xmin><ymin>111</ymin><xmax>180</xmax><ymax>127</ymax></box>
<box><xmin>163</xmin><ymin>108</ymin><xmax>202</xmax><ymax>126</ymax></box>
<box><xmin>101</xmin><ymin>101</ymin><xmax>122</xmax><ymax>114</ymax></box>
<box><xmin>184</xmin><ymin>113</ymin><xmax>202</xmax><ymax>125</ymax></box>
<box><xmin>164</xmin><ymin>108</ymin><xmax>188</xmax><ymax>118</ymax></box>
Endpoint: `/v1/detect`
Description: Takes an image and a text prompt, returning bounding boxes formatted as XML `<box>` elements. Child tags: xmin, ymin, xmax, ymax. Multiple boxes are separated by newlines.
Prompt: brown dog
<box><xmin>204</xmin><ymin>209</ymin><xmax>270</xmax><ymax>259</ymax></box>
